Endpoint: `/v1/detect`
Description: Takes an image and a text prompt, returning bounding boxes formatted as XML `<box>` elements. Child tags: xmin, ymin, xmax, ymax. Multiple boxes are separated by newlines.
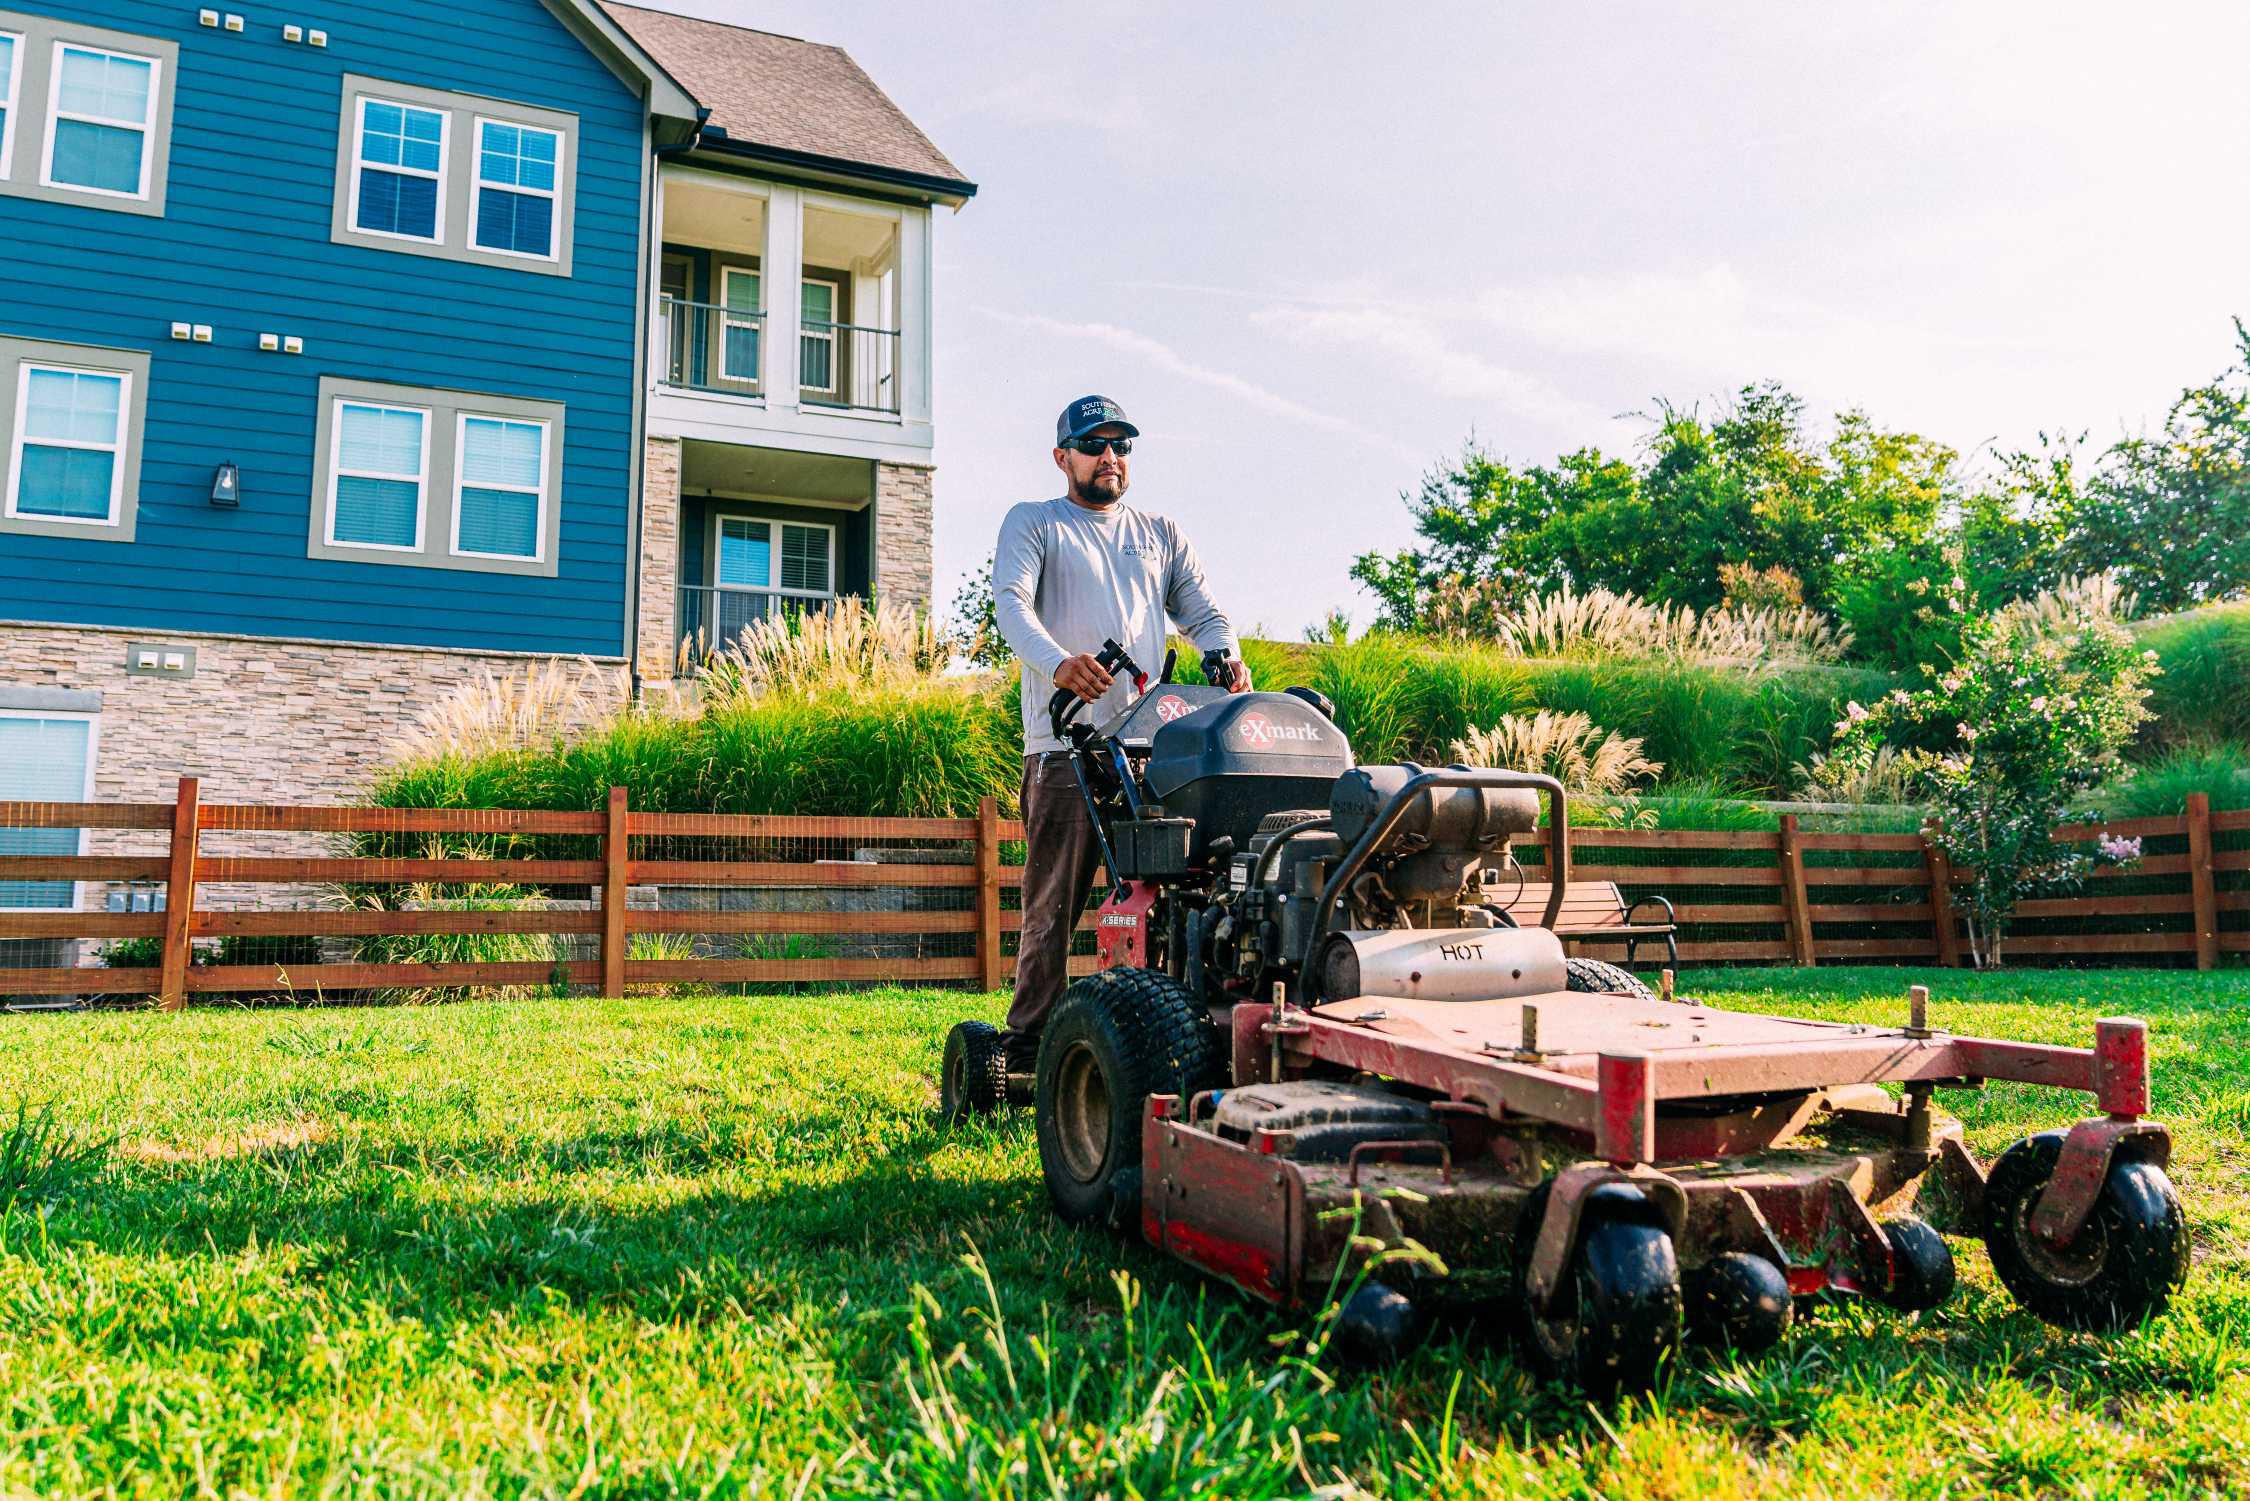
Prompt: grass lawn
<box><xmin>2</xmin><ymin>967</ymin><xmax>2246</xmax><ymax>1498</ymax></box>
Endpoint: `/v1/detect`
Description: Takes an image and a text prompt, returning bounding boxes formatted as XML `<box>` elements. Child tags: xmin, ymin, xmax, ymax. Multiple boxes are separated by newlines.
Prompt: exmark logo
<box><xmin>1236</xmin><ymin>712</ymin><xmax>1322</xmax><ymax>747</ymax></box>
<box><xmin>1153</xmin><ymin>694</ymin><xmax>1195</xmax><ymax>722</ymax></box>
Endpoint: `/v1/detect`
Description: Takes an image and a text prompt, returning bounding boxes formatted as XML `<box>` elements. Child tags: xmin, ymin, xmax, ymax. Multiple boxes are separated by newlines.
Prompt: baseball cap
<box><xmin>1056</xmin><ymin>394</ymin><xmax>1139</xmax><ymax>446</ymax></box>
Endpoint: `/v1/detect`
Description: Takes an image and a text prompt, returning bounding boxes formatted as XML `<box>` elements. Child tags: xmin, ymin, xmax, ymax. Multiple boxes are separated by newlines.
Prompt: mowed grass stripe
<box><xmin>0</xmin><ymin>968</ymin><xmax>2242</xmax><ymax>1497</ymax></box>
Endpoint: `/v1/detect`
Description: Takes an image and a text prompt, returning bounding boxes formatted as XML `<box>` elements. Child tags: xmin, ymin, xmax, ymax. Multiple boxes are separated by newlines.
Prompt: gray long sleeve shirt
<box><xmin>994</xmin><ymin>495</ymin><xmax>1240</xmax><ymax>755</ymax></box>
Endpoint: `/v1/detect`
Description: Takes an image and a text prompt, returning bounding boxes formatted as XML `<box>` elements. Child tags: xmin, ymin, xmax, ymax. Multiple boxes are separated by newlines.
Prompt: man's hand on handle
<box><xmin>1055</xmin><ymin>652</ymin><xmax>1115</xmax><ymax>704</ymax></box>
<box><xmin>1222</xmin><ymin>658</ymin><xmax>1253</xmax><ymax>694</ymax></box>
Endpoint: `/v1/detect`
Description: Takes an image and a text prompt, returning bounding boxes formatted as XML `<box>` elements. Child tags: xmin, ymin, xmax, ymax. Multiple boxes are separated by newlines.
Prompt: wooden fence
<box><xmin>0</xmin><ymin>780</ymin><xmax>2240</xmax><ymax>1008</ymax></box>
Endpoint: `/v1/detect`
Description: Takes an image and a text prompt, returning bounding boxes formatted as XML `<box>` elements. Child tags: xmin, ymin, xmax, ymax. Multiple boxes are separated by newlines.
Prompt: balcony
<box><xmin>659</xmin><ymin>298</ymin><xmax>900</xmax><ymax>416</ymax></box>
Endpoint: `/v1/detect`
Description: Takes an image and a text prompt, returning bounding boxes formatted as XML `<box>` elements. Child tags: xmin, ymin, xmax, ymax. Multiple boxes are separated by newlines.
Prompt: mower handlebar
<box><xmin>1298</xmin><ymin>767</ymin><xmax>1571</xmax><ymax>1004</ymax></box>
<box><xmin>1046</xmin><ymin>638</ymin><xmax>1148</xmax><ymax>744</ymax></box>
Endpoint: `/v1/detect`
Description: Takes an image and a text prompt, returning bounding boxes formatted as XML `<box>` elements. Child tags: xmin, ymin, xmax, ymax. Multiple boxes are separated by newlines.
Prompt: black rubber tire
<box><xmin>1565</xmin><ymin>958</ymin><xmax>1656</xmax><ymax>1001</ymax></box>
<box><xmin>1982</xmin><ymin>1131</ymin><xmax>2191</xmax><ymax>1332</ymax></box>
<box><xmin>1688</xmin><ymin>1251</ymin><xmax>1793</xmax><ymax>1354</ymax></box>
<box><xmin>1331</xmin><ymin>1280</ymin><xmax>1426</xmax><ymax>1367</ymax></box>
<box><xmin>940</xmin><ymin>1021</ymin><xmax>1008</xmax><ymax>1123</ymax></box>
<box><xmin>1520</xmin><ymin>1189</ymin><xmax>1683</xmax><ymax>1397</ymax></box>
<box><xmin>1878</xmin><ymin>1216</ymin><xmax>1956</xmax><ymax>1313</ymax></box>
<box><xmin>1036</xmin><ymin>968</ymin><xmax>1223</xmax><ymax>1229</ymax></box>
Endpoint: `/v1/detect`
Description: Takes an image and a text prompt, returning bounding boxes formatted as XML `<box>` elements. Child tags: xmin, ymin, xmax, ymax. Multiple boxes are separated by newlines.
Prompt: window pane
<box><xmin>472</xmin><ymin>187</ymin><xmax>551</xmax><ymax>256</ymax></box>
<box><xmin>800</xmin><ymin>336</ymin><xmax>833</xmax><ymax>391</ymax></box>
<box><xmin>722</xmin><ymin>325</ymin><xmax>760</xmax><ymax>381</ymax></box>
<box><xmin>50</xmin><ymin>119</ymin><xmax>143</xmax><ymax>194</ymax></box>
<box><xmin>356</xmin><ymin>169</ymin><xmax>439</xmax><ymax>238</ymax></box>
<box><xmin>717</xmin><ymin>519</ymin><xmax>771</xmax><ymax>587</ymax></box>
<box><xmin>802</xmin><ymin>282</ymin><xmax>834</xmax><ymax>323</ymax></box>
<box><xmin>457</xmin><ymin>487</ymin><xmax>538</xmax><ymax>557</ymax></box>
<box><xmin>337</xmin><ymin>404</ymin><xmax>422</xmax><ymax>475</ymax></box>
<box><xmin>332</xmin><ymin>474</ymin><xmax>420</xmax><ymax>547</ymax></box>
<box><xmin>0</xmin><ymin>717</ymin><xmax>91</xmax><ymax>909</ymax></box>
<box><xmin>57</xmin><ymin>48</ymin><xmax>151</xmax><ymax>124</ymax></box>
<box><xmin>478</xmin><ymin>123</ymin><xmax>556</xmax><ymax>192</ymax></box>
<box><xmin>460</xmin><ymin>418</ymin><xmax>542</xmax><ymax>489</ymax></box>
<box><xmin>25</xmin><ymin>369</ymin><xmax>122</xmax><ymax>444</ymax></box>
<box><xmin>16</xmin><ymin>446</ymin><xmax>114</xmax><ymax>518</ymax></box>
<box><xmin>362</xmin><ymin>101</ymin><xmax>441</xmax><ymax>173</ymax></box>
<box><xmin>780</xmin><ymin>524</ymin><xmax>830</xmax><ymax>593</ymax></box>
<box><xmin>0</xmin><ymin>37</ymin><xmax>14</xmax><ymax>98</ymax></box>
<box><xmin>723</xmin><ymin>271</ymin><xmax>760</xmax><ymax>313</ymax></box>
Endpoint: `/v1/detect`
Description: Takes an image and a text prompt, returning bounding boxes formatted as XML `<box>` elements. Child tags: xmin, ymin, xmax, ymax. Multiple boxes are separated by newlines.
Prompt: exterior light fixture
<box><xmin>211</xmin><ymin>462</ymin><xmax>241</xmax><ymax>507</ymax></box>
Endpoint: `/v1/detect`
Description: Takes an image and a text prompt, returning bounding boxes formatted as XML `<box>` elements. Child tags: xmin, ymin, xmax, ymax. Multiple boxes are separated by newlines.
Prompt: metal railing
<box><xmin>659</xmin><ymin>300</ymin><xmax>903</xmax><ymax>417</ymax></box>
<box><xmin>800</xmin><ymin>320</ymin><xmax>901</xmax><ymax>416</ymax></box>
<box><xmin>675</xmin><ymin>583</ymin><xmax>837</xmax><ymax>662</ymax></box>
<box><xmin>660</xmin><ymin>297</ymin><xmax>766</xmax><ymax>396</ymax></box>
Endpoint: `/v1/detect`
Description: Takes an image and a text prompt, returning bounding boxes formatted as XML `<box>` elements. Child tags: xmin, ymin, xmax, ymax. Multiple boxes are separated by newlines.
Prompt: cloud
<box><xmin>975</xmin><ymin>308</ymin><xmax>1420</xmax><ymax>460</ymax></box>
<box><xmin>1250</xmin><ymin>304</ymin><xmax>1596</xmax><ymax>427</ymax></box>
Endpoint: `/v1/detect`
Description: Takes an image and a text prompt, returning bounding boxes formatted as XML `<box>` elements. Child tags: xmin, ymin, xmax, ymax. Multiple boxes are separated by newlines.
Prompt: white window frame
<box><xmin>40</xmin><ymin>39</ymin><xmax>159</xmax><ymax>201</ymax></box>
<box><xmin>449</xmin><ymin>411</ymin><xmax>550</xmax><ymax>562</ymax></box>
<box><xmin>5</xmin><ymin>360</ymin><xmax>128</xmax><ymax>528</ymax></box>
<box><xmin>325</xmin><ymin>398</ymin><xmax>430</xmax><ymax>553</ymax></box>
<box><xmin>799</xmin><ymin>277</ymin><xmax>841</xmax><ymax>396</ymax></box>
<box><xmin>711</xmin><ymin>513</ymin><xmax>836</xmax><ymax>602</ymax></box>
<box><xmin>469</xmin><ymin>115</ymin><xmax>562</xmax><ymax>263</ymax></box>
<box><xmin>348</xmin><ymin>94</ymin><xmax>448</xmax><ymax>246</ymax></box>
<box><xmin>0</xmin><ymin>31</ymin><xmax>22</xmax><ymax>180</ymax></box>
<box><xmin>719</xmin><ymin>265</ymin><xmax>763</xmax><ymax>384</ymax></box>
<box><xmin>0</xmin><ymin>706</ymin><xmax>100</xmax><ymax>915</ymax></box>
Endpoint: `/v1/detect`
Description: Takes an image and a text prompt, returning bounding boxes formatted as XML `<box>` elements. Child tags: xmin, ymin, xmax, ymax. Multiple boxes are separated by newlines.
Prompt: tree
<box><xmin>949</xmin><ymin>555</ymin><xmax>1012</xmax><ymax>669</ymax></box>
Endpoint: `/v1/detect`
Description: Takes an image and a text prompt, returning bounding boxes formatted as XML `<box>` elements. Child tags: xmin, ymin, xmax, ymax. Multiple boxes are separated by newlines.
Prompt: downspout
<box><xmin>627</xmin><ymin>109</ymin><xmax>712</xmax><ymax>706</ymax></box>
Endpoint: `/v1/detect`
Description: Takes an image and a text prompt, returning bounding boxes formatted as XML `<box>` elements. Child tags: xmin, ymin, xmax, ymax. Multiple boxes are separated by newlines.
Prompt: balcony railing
<box><xmin>660</xmin><ymin>296</ymin><xmax>766</xmax><ymax>396</ymax></box>
<box><xmin>675</xmin><ymin>583</ymin><xmax>837</xmax><ymax>662</ymax></box>
<box><xmin>799</xmin><ymin>320</ymin><xmax>901</xmax><ymax>416</ymax></box>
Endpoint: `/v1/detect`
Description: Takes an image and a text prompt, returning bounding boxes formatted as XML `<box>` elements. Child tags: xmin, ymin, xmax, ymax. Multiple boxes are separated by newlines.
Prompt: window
<box><xmin>716</xmin><ymin>516</ymin><xmax>833</xmax><ymax>598</ymax></box>
<box><xmin>309</xmin><ymin>376</ymin><xmax>563</xmax><ymax>576</ymax></box>
<box><xmin>0</xmin><ymin>33</ymin><xmax>18</xmax><ymax>176</ymax></box>
<box><xmin>331</xmin><ymin>76</ymin><xmax>575</xmax><ymax>276</ymax></box>
<box><xmin>0</xmin><ymin>16</ymin><xmax>173</xmax><ymax>216</ymax></box>
<box><xmin>721</xmin><ymin>266</ymin><xmax>762</xmax><ymax>384</ymax></box>
<box><xmin>0</xmin><ymin>336</ymin><xmax>146</xmax><ymax>542</ymax></box>
<box><xmin>781</xmin><ymin>522</ymin><xmax>832</xmax><ymax>594</ymax></box>
<box><xmin>472</xmin><ymin>118</ymin><xmax>559</xmax><ymax>259</ymax></box>
<box><xmin>44</xmin><ymin>43</ymin><xmax>156</xmax><ymax>198</ymax></box>
<box><xmin>352</xmin><ymin>97</ymin><xmax>445</xmax><ymax>242</ymax></box>
<box><xmin>327</xmin><ymin>401</ymin><xmax>427</xmax><ymax>550</ymax></box>
<box><xmin>453</xmin><ymin>414</ymin><xmax>547</xmax><ymax>560</ymax></box>
<box><xmin>800</xmin><ymin>279</ymin><xmax>838</xmax><ymax>394</ymax></box>
<box><xmin>0</xmin><ymin>709</ymin><xmax>96</xmax><ymax>913</ymax></box>
<box><xmin>7</xmin><ymin>362</ymin><xmax>128</xmax><ymax>526</ymax></box>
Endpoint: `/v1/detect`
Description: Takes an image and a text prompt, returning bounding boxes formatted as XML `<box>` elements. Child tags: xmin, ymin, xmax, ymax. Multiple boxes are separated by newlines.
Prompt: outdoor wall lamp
<box><xmin>210</xmin><ymin>462</ymin><xmax>241</xmax><ymax>507</ymax></box>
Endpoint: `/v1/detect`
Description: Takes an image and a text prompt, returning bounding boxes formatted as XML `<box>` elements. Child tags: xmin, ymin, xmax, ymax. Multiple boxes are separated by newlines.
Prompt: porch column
<box><xmin>638</xmin><ymin>436</ymin><xmax>683</xmax><ymax>679</ymax></box>
<box><xmin>764</xmin><ymin>185</ymin><xmax>804</xmax><ymax>412</ymax></box>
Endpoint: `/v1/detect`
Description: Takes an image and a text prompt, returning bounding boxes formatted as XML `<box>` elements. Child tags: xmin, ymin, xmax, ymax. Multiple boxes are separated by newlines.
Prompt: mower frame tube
<box><xmin>1300</xmin><ymin>768</ymin><xmax>1570</xmax><ymax>1002</ymax></box>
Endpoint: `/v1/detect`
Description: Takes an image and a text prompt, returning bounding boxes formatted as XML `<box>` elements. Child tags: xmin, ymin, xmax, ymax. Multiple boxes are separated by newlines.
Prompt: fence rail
<box><xmin>0</xmin><ymin>780</ymin><xmax>2239</xmax><ymax>1008</ymax></box>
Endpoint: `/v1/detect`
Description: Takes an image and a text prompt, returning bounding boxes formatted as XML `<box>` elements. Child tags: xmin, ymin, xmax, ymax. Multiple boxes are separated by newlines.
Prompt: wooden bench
<box><xmin>1487</xmin><ymin>880</ymin><xmax>1678</xmax><ymax>968</ymax></box>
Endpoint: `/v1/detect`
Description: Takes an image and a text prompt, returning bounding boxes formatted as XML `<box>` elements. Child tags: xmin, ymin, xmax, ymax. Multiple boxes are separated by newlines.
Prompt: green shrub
<box><xmin>96</xmin><ymin>936</ymin><xmax>165</xmax><ymax>969</ymax></box>
<box><xmin>2108</xmin><ymin>742</ymin><xmax>2250</xmax><ymax>817</ymax></box>
<box><xmin>2138</xmin><ymin>603</ymin><xmax>2250</xmax><ymax>752</ymax></box>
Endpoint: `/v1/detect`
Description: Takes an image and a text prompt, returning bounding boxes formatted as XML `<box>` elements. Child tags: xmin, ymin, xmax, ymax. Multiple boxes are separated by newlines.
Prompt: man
<box><xmin>992</xmin><ymin>394</ymin><xmax>1250</xmax><ymax>1072</ymax></box>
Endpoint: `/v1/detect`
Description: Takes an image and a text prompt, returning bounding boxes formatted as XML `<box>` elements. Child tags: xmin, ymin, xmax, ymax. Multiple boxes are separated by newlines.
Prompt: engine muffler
<box><xmin>1318</xmin><ymin>926</ymin><xmax>1566</xmax><ymax>1003</ymax></box>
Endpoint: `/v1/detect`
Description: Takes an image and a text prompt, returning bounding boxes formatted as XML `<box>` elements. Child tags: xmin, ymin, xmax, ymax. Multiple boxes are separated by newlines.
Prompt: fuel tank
<box><xmin>1317</xmin><ymin>925</ymin><xmax>1566</xmax><ymax>1002</ymax></box>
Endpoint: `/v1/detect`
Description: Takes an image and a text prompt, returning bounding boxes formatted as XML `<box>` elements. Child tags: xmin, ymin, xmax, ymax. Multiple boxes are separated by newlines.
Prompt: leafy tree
<box><xmin>949</xmin><ymin>555</ymin><xmax>1012</xmax><ymax>669</ymax></box>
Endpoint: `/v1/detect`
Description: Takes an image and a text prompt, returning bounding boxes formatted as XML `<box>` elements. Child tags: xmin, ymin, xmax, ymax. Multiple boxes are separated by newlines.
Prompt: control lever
<box><xmin>1201</xmin><ymin>648</ymin><xmax>1236</xmax><ymax>688</ymax></box>
<box><xmin>1046</xmin><ymin>638</ymin><xmax>1148</xmax><ymax>743</ymax></box>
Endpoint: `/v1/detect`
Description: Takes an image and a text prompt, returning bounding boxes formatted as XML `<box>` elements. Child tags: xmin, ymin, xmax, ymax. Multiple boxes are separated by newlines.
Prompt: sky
<box><xmin>650</xmin><ymin>1</ymin><xmax>2250</xmax><ymax>638</ymax></box>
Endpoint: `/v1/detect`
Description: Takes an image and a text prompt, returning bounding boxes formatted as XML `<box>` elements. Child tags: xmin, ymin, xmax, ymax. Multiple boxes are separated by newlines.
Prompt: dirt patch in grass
<box><xmin>122</xmin><ymin>1115</ymin><xmax>328</xmax><ymax>1163</ymax></box>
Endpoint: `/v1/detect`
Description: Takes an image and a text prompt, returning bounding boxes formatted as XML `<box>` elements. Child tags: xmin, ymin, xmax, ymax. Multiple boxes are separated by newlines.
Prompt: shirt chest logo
<box><xmin>1118</xmin><ymin>541</ymin><xmax>1161</xmax><ymax>561</ymax></box>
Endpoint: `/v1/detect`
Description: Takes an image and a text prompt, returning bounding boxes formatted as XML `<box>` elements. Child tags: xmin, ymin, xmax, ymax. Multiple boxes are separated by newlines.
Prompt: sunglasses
<box><xmin>1063</xmin><ymin>436</ymin><xmax>1133</xmax><ymax>456</ymax></box>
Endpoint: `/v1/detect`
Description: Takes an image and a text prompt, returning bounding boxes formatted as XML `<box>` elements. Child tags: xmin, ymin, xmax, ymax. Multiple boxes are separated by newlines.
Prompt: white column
<box><xmin>646</xmin><ymin>168</ymin><xmax>669</xmax><ymax>395</ymax></box>
<box><xmin>764</xmin><ymin>184</ymin><xmax>804</xmax><ymax>411</ymax></box>
<box><xmin>897</xmin><ymin>207</ymin><xmax>932</xmax><ymax>425</ymax></box>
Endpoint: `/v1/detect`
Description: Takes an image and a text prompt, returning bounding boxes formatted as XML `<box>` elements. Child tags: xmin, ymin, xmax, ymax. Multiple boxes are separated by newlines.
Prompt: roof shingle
<box><xmin>602</xmin><ymin>3</ymin><xmax>970</xmax><ymax>191</ymax></box>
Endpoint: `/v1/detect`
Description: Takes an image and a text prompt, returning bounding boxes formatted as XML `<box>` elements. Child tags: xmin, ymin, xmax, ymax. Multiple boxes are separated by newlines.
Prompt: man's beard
<box><xmin>1070</xmin><ymin>470</ymin><xmax>1126</xmax><ymax>506</ymax></box>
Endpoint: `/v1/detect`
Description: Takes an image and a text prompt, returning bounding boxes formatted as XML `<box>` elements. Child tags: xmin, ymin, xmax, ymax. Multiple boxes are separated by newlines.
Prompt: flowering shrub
<box><xmin>1826</xmin><ymin>580</ymin><xmax>2157</xmax><ymax>966</ymax></box>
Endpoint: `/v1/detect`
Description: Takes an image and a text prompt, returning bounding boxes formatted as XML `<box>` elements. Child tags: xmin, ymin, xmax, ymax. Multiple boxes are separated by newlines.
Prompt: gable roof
<box><xmin>602</xmin><ymin>3</ymin><xmax>975</xmax><ymax>203</ymax></box>
<box><xmin>539</xmin><ymin>0</ymin><xmax>701</xmax><ymax>139</ymax></box>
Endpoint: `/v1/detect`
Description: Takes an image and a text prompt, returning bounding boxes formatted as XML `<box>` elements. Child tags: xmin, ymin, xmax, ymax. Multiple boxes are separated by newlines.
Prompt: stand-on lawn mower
<box><xmin>943</xmin><ymin>642</ymin><xmax>2192</xmax><ymax>1393</ymax></box>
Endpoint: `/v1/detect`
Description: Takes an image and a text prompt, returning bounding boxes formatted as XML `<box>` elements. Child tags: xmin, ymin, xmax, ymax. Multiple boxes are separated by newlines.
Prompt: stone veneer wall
<box><xmin>0</xmin><ymin>622</ymin><xmax>627</xmax><ymax>912</ymax></box>
<box><xmin>874</xmin><ymin>461</ymin><xmax>935</xmax><ymax>611</ymax></box>
<box><xmin>638</xmin><ymin>435</ymin><xmax>683</xmax><ymax>681</ymax></box>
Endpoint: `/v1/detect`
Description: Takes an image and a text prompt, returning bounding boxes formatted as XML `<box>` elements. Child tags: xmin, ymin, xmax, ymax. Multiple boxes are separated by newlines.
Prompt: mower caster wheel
<box><xmin>1982</xmin><ymin>1131</ymin><xmax>2190</xmax><ymax>1331</ymax></box>
<box><xmin>1689</xmin><ymin>1252</ymin><xmax>1792</xmax><ymax>1354</ymax></box>
<box><xmin>1332</xmin><ymin>1280</ymin><xmax>1425</xmax><ymax>1367</ymax></box>
<box><xmin>1521</xmin><ymin>1195</ymin><xmax>1683</xmax><ymax>1397</ymax></box>
<box><xmin>1564</xmin><ymin>958</ymin><xmax>1655</xmax><ymax>1001</ymax></box>
<box><xmin>1878</xmin><ymin>1216</ymin><xmax>1956</xmax><ymax>1313</ymax></box>
<box><xmin>940</xmin><ymin>1021</ymin><xmax>1008</xmax><ymax>1122</ymax></box>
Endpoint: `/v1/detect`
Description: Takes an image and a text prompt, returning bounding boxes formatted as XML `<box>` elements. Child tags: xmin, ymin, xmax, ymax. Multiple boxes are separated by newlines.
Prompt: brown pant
<box><xmin>1007</xmin><ymin>752</ymin><xmax>1106</xmax><ymax>1042</ymax></box>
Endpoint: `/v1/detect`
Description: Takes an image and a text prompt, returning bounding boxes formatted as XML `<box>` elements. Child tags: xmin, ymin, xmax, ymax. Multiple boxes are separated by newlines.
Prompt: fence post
<box><xmin>977</xmin><ymin>795</ymin><xmax>1003</xmax><ymax>993</ymax></box>
<box><xmin>1922</xmin><ymin>824</ymin><xmax>1962</xmax><ymax>969</ymax></box>
<box><xmin>2187</xmin><ymin>791</ymin><xmax>2218</xmax><ymax>973</ymax></box>
<box><xmin>1778</xmin><ymin>814</ymin><xmax>1816</xmax><ymax>967</ymax></box>
<box><xmin>603</xmin><ymin>786</ymin><xmax>629</xmax><ymax>997</ymax></box>
<box><xmin>157</xmin><ymin>775</ymin><xmax>200</xmax><ymax>1012</ymax></box>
